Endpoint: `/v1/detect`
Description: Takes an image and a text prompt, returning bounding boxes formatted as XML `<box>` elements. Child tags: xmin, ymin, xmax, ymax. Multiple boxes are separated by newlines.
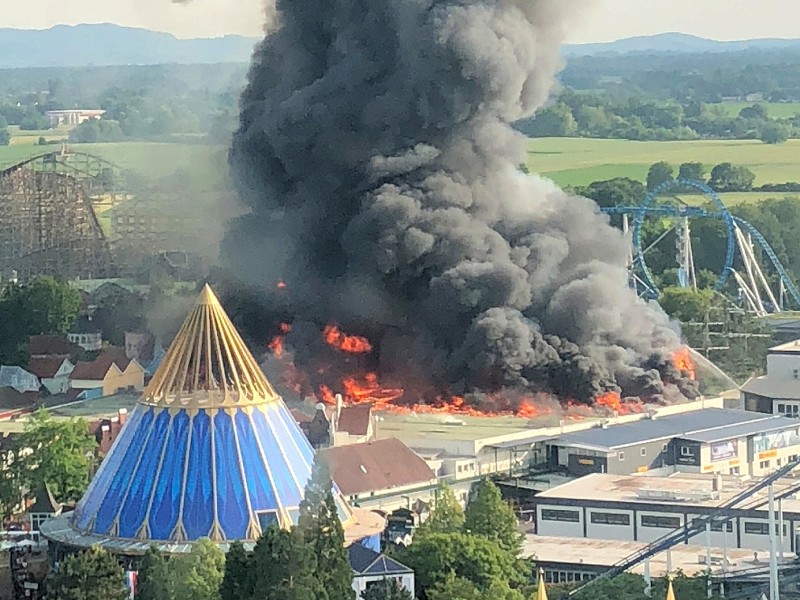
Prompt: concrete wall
<box><xmin>767</xmin><ymin>353</ymin><xmax>800</xmax><ymax>380</ymax></box>
<box><xmin>585</xmin><ymin>507</ymin><xmax>635</xmax><ymax>541</ymax></box>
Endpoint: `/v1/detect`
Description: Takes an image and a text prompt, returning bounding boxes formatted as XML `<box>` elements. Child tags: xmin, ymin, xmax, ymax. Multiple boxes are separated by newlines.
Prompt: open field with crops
<box><xmin>529</xmin><ymin>138</ymin><xmax>800</xmax><ymax>189</ymax></box>
<box><xmin>716</xmin><ymin>102</ymin><xmax>800</xmax><ymax>119</ymax></box>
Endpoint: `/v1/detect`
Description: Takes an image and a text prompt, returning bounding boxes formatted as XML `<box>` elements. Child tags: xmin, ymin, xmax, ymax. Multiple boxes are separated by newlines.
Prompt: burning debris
<box><xmin>224</xmin><ymin>0</ymin><xmax>699</xmax><ymax>414</ymax></box>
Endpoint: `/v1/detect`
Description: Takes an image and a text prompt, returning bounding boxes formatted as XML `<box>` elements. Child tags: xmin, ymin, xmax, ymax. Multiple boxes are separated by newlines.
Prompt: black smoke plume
<box><xmin>224</xmin><ymin>0</ymin><xmax>698</xmax><ymax>407</ymax></box>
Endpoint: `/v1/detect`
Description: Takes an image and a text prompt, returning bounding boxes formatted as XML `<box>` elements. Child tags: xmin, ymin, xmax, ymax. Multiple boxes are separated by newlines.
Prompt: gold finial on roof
<box><xmin>141</xmin><ymin>284</ymin><xmax>280</xmax><ymax>409</ymax></box>
<box><xmin>665</xmin><ymin>576</ymin><xmax>676</xmax><ymax>600</ymax></box>
<box><xmin>536</xmin><ymin>569</ymin><xmax>548</xmax><ymax>600</ymax></box>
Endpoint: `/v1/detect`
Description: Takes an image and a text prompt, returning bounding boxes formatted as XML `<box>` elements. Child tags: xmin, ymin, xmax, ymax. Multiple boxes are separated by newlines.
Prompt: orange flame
<box><xmin>595</xmin><ymin>391</ymin><xmax>623</xmax><ymax>413</ymax></box>
<box><xmin>323</xmin><ymin>324</ymin><xmax>373</xmax><ymax>354</ymax></box>
<box><xmin>672</xmin><ymin>346</ymin><xmax>697</xmax><ymax>381</ymax></box>
<box><xmin>268</xmin><ymin>322</ymin><xmax>292</xmax><ymax>357</ymax></box>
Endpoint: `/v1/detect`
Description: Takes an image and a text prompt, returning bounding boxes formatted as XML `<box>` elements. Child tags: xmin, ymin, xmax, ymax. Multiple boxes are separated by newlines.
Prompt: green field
<box><xmin>716</xmin><ymin>102</ymin><xmax>800</xmax><ymax>119</ymax></box>
<box><xmin>0</xmin><ymin>142</ymin><xmax>229</xmax><ymax>189</ymax></box>
<box><xmin>530</xmin><ymin>138</ymin><xmax>800</xmax><ymax>189</ymax></box>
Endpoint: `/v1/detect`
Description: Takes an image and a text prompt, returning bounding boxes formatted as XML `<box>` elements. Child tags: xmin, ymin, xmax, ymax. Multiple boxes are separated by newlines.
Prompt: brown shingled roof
<box><xmin>337</xmin><ymin>404</ymin><xmax>372</xmax><ymax>436</ymax></box>
<box><xmin>321</xmin><ymin>438</ymin><xmax>435</xmax><ymax>496</ymax></box>
<box><xmin>28</xmin><ymin>356</ymin><xmax>69</xmax><ymax>379</ymax></box>
<box><xmin>69</xmin><ymin>348</ymin><xmax>132</xmax><ymax>382</ymax></box>
<box><xmin>29</xmin><ymin>335</ymin><xmax>72</xmax><ymax>357</ymax></box>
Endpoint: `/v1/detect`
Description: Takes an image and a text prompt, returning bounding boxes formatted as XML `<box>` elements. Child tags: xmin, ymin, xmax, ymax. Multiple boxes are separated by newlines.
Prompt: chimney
<box><xmin>118</xmin><ymin>408</ymin><xmax>127</xmax><ymax>425</ymax></box>
<box><xmin>713</xmin><ymin>474</ymin><xmax>723</xmax><ymax>493</ymax></box>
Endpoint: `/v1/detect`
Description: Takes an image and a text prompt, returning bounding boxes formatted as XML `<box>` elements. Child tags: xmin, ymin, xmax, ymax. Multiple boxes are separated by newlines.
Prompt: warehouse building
<box><xmin>533</xmin><ymin>471</ymin><xmax>800</xmax><ymax>553</ymax></box>
<box><xmin>548</xmin><ymin>408</ymin><xmax>800</xmax><ymax>477</ymax></box>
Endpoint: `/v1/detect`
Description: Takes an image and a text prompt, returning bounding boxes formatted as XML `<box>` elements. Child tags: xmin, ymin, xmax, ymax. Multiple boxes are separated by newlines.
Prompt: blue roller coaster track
<box><xmin>599</xmin><ymin>178</ymin><xmax>800</xmax><ymax>311</ymax></box>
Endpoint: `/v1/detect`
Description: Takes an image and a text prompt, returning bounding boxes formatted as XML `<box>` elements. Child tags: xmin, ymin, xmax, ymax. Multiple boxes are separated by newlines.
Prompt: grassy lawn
<box><xmin>530</xmin><ymin>138</ymin><xmax>800</xmax><ymax>189</ymax></box>
<box><xmin>716</xmin><ymin>102</ymin><xmax>800</xmax><ymax>119</ymax></box>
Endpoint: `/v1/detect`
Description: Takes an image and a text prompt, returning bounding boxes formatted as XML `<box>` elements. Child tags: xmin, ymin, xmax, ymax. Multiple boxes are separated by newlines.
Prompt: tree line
<box><xmin>518</xmin><ymin>91</ymin><xmax>797</xmax><ymax>143</ymax></box>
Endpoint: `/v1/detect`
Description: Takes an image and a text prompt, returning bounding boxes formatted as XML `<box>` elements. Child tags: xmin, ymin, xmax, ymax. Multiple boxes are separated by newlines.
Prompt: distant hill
<box><xmin>564</xmin><ymin>32</ymin><xmax>800</xmax><ymax>57</ymax></box>
<box><xmin>0</xmin><ymin>24</ymin><xmax>258</xmax><ymax>68</ymax></box>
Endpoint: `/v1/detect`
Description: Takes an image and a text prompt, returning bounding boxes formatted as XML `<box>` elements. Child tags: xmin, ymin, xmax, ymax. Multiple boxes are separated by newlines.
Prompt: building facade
<box><xmin>742</xmin><ymin>340</ymin><xmax>800</xmax><ymax>417</ymax></box>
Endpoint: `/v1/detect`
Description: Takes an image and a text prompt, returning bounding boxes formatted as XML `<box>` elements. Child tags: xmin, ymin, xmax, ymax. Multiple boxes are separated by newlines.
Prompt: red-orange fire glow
<box><xmin>267</xmin><ymin>322</ymin><xmax>292</xmax><ymax>357</ymax></box>
<box><xmin>672</xmin><ymin>346</ymin><xmax>697</xmax><ymax>381</ymax></box>
<box><xmin>595</xmin><ymin>391</ymin><xmax>623</xmax><ymax>413</ymax></box>
<box><xmin>323</xmin><ymin>324</ymin><xmax>373</xmax><ymax>354</ymax></box>
<box><xmin>277</xmin><ymin>280</ymin><xmax>287</xmax><ymax>289</ymax></box>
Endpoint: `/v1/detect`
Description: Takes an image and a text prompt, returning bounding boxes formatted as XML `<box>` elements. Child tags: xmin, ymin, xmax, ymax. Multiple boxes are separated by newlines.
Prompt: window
<box><xmin>744</xmin><ymin>522</ymin><xmax>787</xmax><ymax>536</ymax></box>
<box><xmin>590</xmin><ymin>512</ymin><xmax>631</xmax><ymax>526</ymax></box>
<box><xmin>641</xmin><ymin>448</ymin><xmax>647</xmax><ymax>457</ymax></box>
<box><xmin>710</xmin><ymin>520</ymin><xmax>734</xmax><ymax>533</ymax></box>
<box><xmin>730</xmin><ymin>467</ymin><xmax>740</xmax><ymax>475</ymax></box>
<box><xmin>794</xmin><ymin>369</ymin><xmax>799</xmax><ymax>380</ymax></box>
<box><xmin>760</xmin><ymin>460</ymin><xmax>770</xmax><ymax>469</ymax></box>
<box><xmin>680</xmin><ymin>446</ymin><xmax>695</xmax><ymax>457</ymax></box>
<box><xmin>618</xmin><ymin>452</ymin><xmax>625</xmax><ymax>461</ymax></box>
<box><xmin>662</xmin><ymin>443</ymin><xmax>668</xmax><ymax>452</ymax></box>
<box><xmin>541</xmin><ymin>509</ymin><xmax>580</xmax><ymax>523</ymax></box>
<box><xmin>641</xmin><ymin>515</ymin><xmax>681</xmax><ymax>529</ymax></box>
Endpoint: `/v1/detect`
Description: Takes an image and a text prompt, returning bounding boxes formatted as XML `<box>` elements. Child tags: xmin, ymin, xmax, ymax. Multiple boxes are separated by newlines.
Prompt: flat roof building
<box><xmin>742</xmin><ymin>339</ymin><xmax>800</xmax><ymax>417</ymax></box>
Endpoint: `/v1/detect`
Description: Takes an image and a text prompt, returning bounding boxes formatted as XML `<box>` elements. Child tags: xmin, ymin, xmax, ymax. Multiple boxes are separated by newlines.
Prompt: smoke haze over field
<box><xmin>224</xmin><ymin>0</ymin><xmax>697</xmax><ymax>407</ymax></box>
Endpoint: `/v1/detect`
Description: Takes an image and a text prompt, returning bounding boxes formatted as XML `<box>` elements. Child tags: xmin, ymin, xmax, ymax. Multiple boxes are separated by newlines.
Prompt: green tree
<box><xmin>659</xmin><ymin>287</ymin><xmax>714</xmax><ymax>324</ymax></box>
<box><xmin>220</xmin><ymin>541</ymin><xmax>253</xmax><ymax>600</ymax></box>
<box><xmin>0</xmin><ymin>127</ymin><xmax>9</xmax><ymax>146</ymax></box>
<box><xmin>297</xmin><ymin>459</ymin><xmax>353</xmax><ymax>600</ymax></box>
<box><xmin>464</xmin><ymin>479</ymin><xmax>522</xmax><ymax>555</ymax></box>
<box><xmin>739</xmin><ymin>104</ymin><xmax>769</xmax><ymax>120</ymax></box>
<box><xmin>393</xmin><ymin>532</ymin><xmax>525</xmax><ymax>594</ymax></box>
<box><xmin>646</xmin><ymin>161</ymin><xmax>674</xmax><ymax>191</ymax></box>
<box><xmin>20</xmin><ymin>409</ymin><xmax>96</xmax><ymax>503</ymax></box>
<box><xmin>678</xmin><ymin>162</ymin><xmax>705</xmax><ymax>181</ymax></box>
<box><xmin>520</xmin><ymin>103</ymin><xmax>577</xmax><ymax>137</ymax></box>
<box><xmin>708</xmin><ymin>163</ymin><xmax>755</xmax><ymax>192</ymax></box>
<box><xmin>171</xmin><ymin>538</ymin><xmax>225</xmax><ymax>600</ymax></box>
<box><xmin>135</xmin><ymin>545</ymin><xmax>171</xmax><ymax>600</ymax></box>
<box><xmin>575</xmin><ymin>178</ymin><xmax>647</xmax><ymax>208</ymax></box>
<box><xmin>360</xmin><ymin>578</ymin><xmax>414</xmax><ymax>600</ymax></box>
<box><xmin>46</xmin><ymin>545</ymin><xmax>128</xmax><ymax>600</ymax></box>
<box><xmin>0</xmin><ymin>439</ymin><xmax>22</xmax><ymax>519</ymax></box>
<box><xmin>3</xmin><ymin>276</ymin><xmax>81</xmax><ymax>335</ymax></box>
<box><xmin>760</xmin><ymin>122</ymin><xmax>790</xmax><ymax>144</ymax></box>
<box><xmin>418</xmin><ymin>484</ymin><xmax>464</xmax><ymax>534</ymax></box>
<box><xmin>427</xmin><ymin>575</ymin><xmax>483</xmax><ymax>600</ymax></box>
<box><xmin>250</xmin><ymin>526</ymin><xmax>319</xmax><ymax>600</ymax></box>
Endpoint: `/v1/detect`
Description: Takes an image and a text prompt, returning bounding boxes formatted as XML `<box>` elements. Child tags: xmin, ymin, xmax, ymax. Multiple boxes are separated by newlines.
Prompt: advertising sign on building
<box><xmin>711</xmin><ymin>440</ymin><xmax>738</xmax><ymax>462</ymax></box>
<box><xmin>754</xmin><ymin>429</ymin><xmax>800</xmax><ymax>458</ymax></box>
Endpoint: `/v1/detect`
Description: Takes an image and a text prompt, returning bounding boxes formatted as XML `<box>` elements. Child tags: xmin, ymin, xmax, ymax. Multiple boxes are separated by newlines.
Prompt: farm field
<box><xmin>715</xmin><ymin>102</ymin><xmax>800</xmax><ymax>119</ymax></box>
<box><xmin>0</xmin><ymin>141</ymin><xmax>228</xmax><ymax>188</ymax></box>
<box><xmin>529</xmin><ymin>138</ymin><xmax>800</xmax><ymax>189</ymax></box>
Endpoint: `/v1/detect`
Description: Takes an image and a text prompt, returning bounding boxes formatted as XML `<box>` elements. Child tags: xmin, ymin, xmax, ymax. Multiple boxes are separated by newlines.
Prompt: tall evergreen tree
<box><xmin>250</xmin><ymin>526</ymin><xmax>320</xmax><ymax>600</ymax></box>
<box><xmin>171</xmin><ymin>538</ymin><xmax>225</xmax><ymax>600</ymax></box>
<box><xmin>46</xmin><ymin>545</ymin><xmax>128</xmax><ymax>600</ymax></box>
<box><xmin>464</xmin><ymin>479</ymin><xmax>522</xmax><ymax>555</ymax></box>
<box><xmin>220</xmin><ymin>540</ymin><xmax>253</xmax><ymax>600</ymax></box>
<box><xmin>418</xmin><ymin>484</ymin><xmax>464</xmax><ymax>534</ymax></box>
<box><xmin>135</xmin><ymin>545</ymin><xmax>171</xmax><ymax>600</ymax></box>
<box><xmin>297</xmin><ymin>459</ymin><xmax>353</xmax><ymax>600</ymax></box>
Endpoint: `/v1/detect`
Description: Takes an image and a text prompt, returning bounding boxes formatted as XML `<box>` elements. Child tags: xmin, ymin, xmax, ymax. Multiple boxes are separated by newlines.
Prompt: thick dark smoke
<box><xmin>224</xmin><ymin>0</ymin><xmax>698</xmax><ymax>406</ymax></box>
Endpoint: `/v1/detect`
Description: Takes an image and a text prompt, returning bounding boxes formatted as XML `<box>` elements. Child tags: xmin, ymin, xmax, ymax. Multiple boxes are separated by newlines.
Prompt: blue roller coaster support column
<box><xmin>631</xmin><ymin>178</ymin><xmax>736</xmax><ymax>299</ymax></box>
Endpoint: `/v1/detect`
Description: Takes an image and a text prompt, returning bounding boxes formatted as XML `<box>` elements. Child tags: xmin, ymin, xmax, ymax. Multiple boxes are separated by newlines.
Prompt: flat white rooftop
<box><xmin>523</xmin><ymin>535</ymin><xmax>789</xmax><ymax>577</ymax></box>
<box><xmin>537</xmin><ymin>472</ymin><xmax>800</xmax><ymax>514</ymax></box>
<box><xmin>771</xmin><ymin>340</ymin><xmax>800</xmax><ymax>354</ymax></box>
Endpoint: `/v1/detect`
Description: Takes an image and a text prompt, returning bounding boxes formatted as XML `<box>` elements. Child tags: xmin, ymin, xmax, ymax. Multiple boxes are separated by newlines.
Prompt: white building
<box><xmin>348</xmin><ymin>545</ymin><xmax>415</xmax><ymax>599</ymax></box>
<box><xmin>533</xmin><ymin>472</ymin><xmax>800</xmax><ymax>554</ymax></box>
<box><xmin>741</xmin><ymin>340</ymin><xmax>800</xmax><ymax>417</ymax></box>
<box><xmin>45</xmin><ymin>109</ymin><xmax>105</xmax><ymax>127</ymax></box>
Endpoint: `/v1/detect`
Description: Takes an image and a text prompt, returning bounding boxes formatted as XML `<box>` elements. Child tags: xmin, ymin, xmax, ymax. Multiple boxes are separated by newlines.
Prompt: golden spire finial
<box><xmin>141</xmin><ymin>284</ymin><xmax>281</xmax><ymax>409</ymax></box>
<box><xmin>666</xmin><ymin>575</ymin><xmax>676</xmax><ymax>600</ymax></box>
<box><xmin>536</xmin><ymin>569</ymin><xmax>548</xmax><ymax>600</ymax></box>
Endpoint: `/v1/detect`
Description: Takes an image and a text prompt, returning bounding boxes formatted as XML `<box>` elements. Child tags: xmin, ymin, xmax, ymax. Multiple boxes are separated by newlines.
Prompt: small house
<box><xmin>28</xmin><ymin>357</ymin><xmax>74</xmax><ymax>395</ymax></box>
<box><xmin>348</xmin><ymin>544</ymin><xmax>415</xmax><ymax>599</ymax></box>
<box><xmin>69</xmin><ymin>349</ymin><xmax>145</xmax><ymax>397</ymax></box>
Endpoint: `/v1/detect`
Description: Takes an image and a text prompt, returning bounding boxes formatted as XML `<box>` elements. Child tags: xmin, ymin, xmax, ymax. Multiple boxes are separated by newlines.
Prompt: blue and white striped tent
<box><xmin>45</xmin><ymin>285</ymin><xmax>355</xmax><ymax>550</ymax></box>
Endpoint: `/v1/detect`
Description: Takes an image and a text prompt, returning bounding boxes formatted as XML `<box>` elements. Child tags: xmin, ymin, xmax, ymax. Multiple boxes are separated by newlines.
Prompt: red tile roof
<box><xmin>337</xmin><ymin>404</ymin><xmax>372</xmax><ymax>436</ymax></box>
<box><xmin>290</xmin><ymin>409</ymin><xmax>313</xmax><ymax>424</ymax></box>
<box><xmin>29</xmin><ymin>335</ymin><xmax>72</xmax><ymax>357</ymax></box>
<box><xmin>28</xmin><ymin>356</ymin><xmax>69</xmax><ymax>379</ymax></box>
<box><xmin>69</xmin><ymin>348</ymin><xmax>132</xmax><ymax>381</ymax></box>
<box><xmin>321</xmin><ymin>438</ymin><xmax>435</xmax><ymax>496</ymax></box>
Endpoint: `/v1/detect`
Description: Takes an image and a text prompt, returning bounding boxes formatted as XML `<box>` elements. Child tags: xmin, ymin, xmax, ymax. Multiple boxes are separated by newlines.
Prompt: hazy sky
<box><xmin>3</xmin><ymin>0</ymin><xmax>799</xmax><ymax>44</ymax></box>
